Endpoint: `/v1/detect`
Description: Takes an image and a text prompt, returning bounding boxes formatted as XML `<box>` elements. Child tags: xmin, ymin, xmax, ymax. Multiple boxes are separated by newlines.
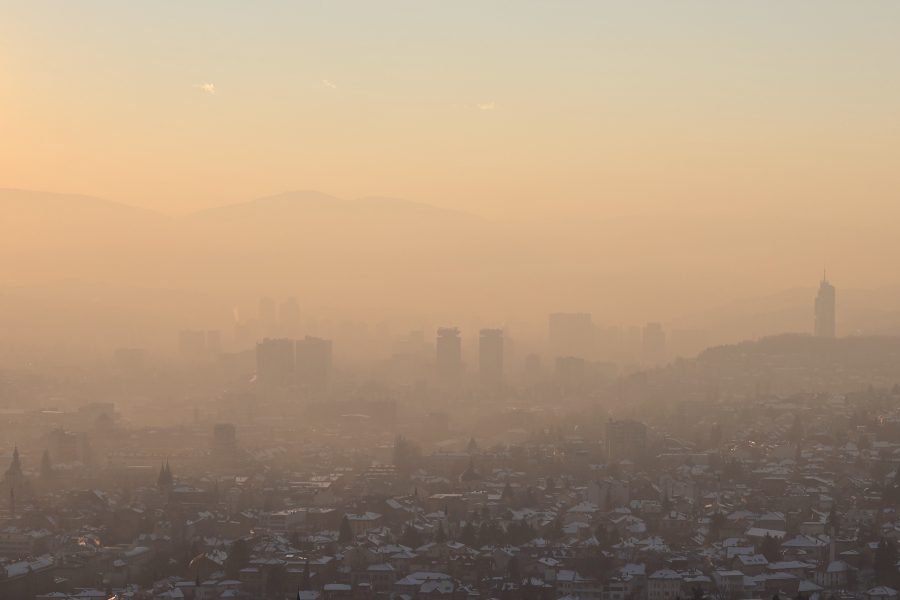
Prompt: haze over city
<box><xmin>5</xmin><ymin>2</ymin><xmax>900</xmax><ymax>363</ymax></box>
<box><xmin>4</xmin><ymin>3</ymin><xmax>900</xmax><ymax>600</ymax></box>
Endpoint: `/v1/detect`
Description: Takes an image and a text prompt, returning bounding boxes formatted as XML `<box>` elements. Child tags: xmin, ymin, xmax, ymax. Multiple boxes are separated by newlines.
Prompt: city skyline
<box><xmin>6</xmin><ymin>4</ymin><xmax>900</xmax><ymax>598</ymax></box>
<box><xmin>5</xmin><ymin>2</ymin><xmax>900</xmax><ymax>326</ymax></box>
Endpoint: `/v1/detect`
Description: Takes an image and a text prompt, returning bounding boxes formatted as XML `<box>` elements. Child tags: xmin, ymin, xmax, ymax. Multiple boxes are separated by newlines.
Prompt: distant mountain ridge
<box><xmin>3</xmin><ymin>187</ymin><xmax>900</xmax><ymax>357</ymax></box>
<box><xmin>0</xmin><ymin>187</ymin><xmax>498</xmax><ymax>317</ymax></box>
<box><xmin>0</xmin><ymin>187</ymin><xmax>164</xmax><ymax>214</ymax></box>
<box><xmin>0</xmin><ymin>187</ymin><xmax>479</xmax><ymax>222</ymax></box>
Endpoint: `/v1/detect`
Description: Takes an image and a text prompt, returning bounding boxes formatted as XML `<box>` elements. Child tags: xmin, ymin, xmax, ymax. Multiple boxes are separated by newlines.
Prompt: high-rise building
<box><xmin>555</xmin><ymin>355</ymin><xmax>586</xmax><ymax>389</ymax></box>
<box><xmin>548</xmin><ymin>312</ymin><xmax>594</xmax><ymax>359</ymax></box>
<box><xmin>259</xmin><ymin>296</ymin><xmax>277</xmax><ymax>336</ymax></box>
<box><xmin>212</xmin><ymin>423</ymin><xmax>238</xmax><ymax>464</ymax></box>
<box><xmin>113</xmin><ymin>347</ymin><xmax>145</xmax><ymax>371</ymax></box>
<box><xmin>478</xmin><ymin>328</ymin><xmax>504</xmax><ymax>386</ymax></box>
<box><xmin>523</xmin><ymin>353</ymin><xmax>542</xmax><ymax>384</ymax></box>
<box><xmin>178</xmin><ymin>329</ymin><xmax>208</xmax><ymax>360</ymax></box>
<box><xmin>178</xmin><ymin>329</ymin><xmax>221</xmax><ymax>360</ymax></box>
<box><xmin>641</xmin><ymin>322</ymin><xmax>667</xmax><ymax>366</ymax></box>
<box><xmin>815</xmin><ymin>272</ymin><xmax>836</xmax><ymax>338</ymax></box>
<box><xmin>233</xmin><ymin>320</ymin><xmax>254</xmax><ymax>350</ymax></box>
<box><xmin>296</xmin><ymin>335</ymin><xmax>333</xmax><ymax>390</ymax></box>
<box><xmin>48</xmin><ymin>430</ymin><xmax>87</xmax><ymax>465</ymax></box>
<box><xmin>606</xmin><ymin>419</ymin><xmax>647</xmax><ymax>462</ymax></box>
<box><xmin>388</xmin><ymin>330</ymin><xmax>429</xmax><ymax>382</ymax></box>
<box><xmin>206</xmin><ymin>330</ymin><xmax>222</xmax><ymax>355</ymax></box>
<box><xmin>436</xmin><ymin>327</ymin><xmax>462</xmax><ymax>386</ymax></box>
<box><xmin>255</xmin><ymin>338</ymin><xmax>295</xmax><ymax>387</ymax></box>
<box><xmin>279</xmin><ymin>297</ymin><xmax>301</xmax><ymax>337</ymax></box>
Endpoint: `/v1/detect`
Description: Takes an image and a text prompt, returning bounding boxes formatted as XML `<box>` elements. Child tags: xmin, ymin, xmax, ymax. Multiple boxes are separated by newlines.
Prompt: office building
<box><xmin>296</xmin><ymin>335</ymin><xmax>333</xmax><ymax>390</ymax></box>
<box><xmin>279</xmin><ymin>297</ymin><xmax>301</xmax><ymax>336</ymax></box>
<box><xmin>259</xmin><ymin>296</ymin><xmax>277</xmax><ymax>336</ymax></box>
<box><xmin>436</xmin><ymin>327</ymin><xmax>462</xmax><ymax>387</ymax></box>
<box><xmin>641</xmin><ymin>322</ymin><xmax>666</xmax><ymax>366</ymax></box>
<box><xmin>206</xmin><ymin>330</ymin><xmax>222</xmax><ymax>355</ymax></box>
<box><xmin>211</xmin><ymin>423</ymin><xmax>238</xmax><ymax>463</ymax></box>
<box><xmin>478</xmin><ymin>328</ymin><xmax>504</xmax><ymax>386</ymax></box>
<box><xmin>555</xmin><ymin>355</ymin><xmax>586</xmax><ymax>389</ymax></box>
<box><xmin>178</xmin><ymin>330</ymin><xmax>208</xmax><ymax>361</ymax></box>
<box><xmin>523</xmin><ymin>353</ymin><xmax>542</xmax><ymax>384</ymax></box>
<box><xmin>549</xmin><ymin>312</ymin><xmax>594</xmax><ymax>359</ymax></box>
<box><xmin>113</xmin><ymin>347</ymin><xmax>145</xmax><ymax>371</ymax></box>
<box><xmin>255</xmin><ymin>338</ymin><xmax>295</xmax><ymax>387</ymax></box>
<box><xmin>606</xmin><ymin>419</ymin><xmax>648</xmax><ymax>462</ymax></box>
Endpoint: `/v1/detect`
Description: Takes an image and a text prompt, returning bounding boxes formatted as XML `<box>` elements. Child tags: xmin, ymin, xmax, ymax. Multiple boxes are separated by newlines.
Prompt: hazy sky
<box><xmin>4</xmin><ymin>1</ymin><xmax>900</xmax><ymax>220</ymax></box>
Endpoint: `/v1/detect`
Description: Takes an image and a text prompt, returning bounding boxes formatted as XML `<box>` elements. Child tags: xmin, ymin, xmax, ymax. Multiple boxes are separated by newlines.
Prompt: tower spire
<box><xmin>814</xmin><ymin>268</ymin><xmax>836</xmax><ymax>338</ymax></box>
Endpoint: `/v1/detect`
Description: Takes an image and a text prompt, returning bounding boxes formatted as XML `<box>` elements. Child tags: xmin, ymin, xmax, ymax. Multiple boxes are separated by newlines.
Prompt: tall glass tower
<box><xmin>814</xmin><ymin>272</ymin><xmax>836</xmax><ymax>338</ymax></box>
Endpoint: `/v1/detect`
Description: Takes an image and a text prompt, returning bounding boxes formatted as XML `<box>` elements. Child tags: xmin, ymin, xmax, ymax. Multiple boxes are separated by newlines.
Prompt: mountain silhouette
<box><xmin>4</xmin><ymin>187</ymin><xmax>900</xmax><ymax>359</ymax></box>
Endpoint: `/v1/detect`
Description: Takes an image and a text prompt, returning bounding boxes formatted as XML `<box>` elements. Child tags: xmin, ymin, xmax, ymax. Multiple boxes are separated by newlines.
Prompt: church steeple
<box><xmin>157</xmin><ymin>460</ymin><xmax>174</xmax><ymax>489</ymax></box>
<box><xmin>5</xmin><ymin>446</ymin><xmax>23</xmax><ymax>481</ymax></box>
<box><xmin>5</xmin><ymin>446</ymin><xmax>29</xmax><ymax>511</ymax></box>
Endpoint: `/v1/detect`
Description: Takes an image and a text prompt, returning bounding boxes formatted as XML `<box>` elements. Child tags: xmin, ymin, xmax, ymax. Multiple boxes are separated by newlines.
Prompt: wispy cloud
<box><xmin>477</xmin><ymin>101</ymin><xmax>497</xmax><ymax>111</ymax></box>
<box><xmin>194</xmin><ymin>82</ymin><xmax>216</xmax><ymax>95</ymax></box>
<box><xmin>322</xmin><ymin>79</ymin><xmax>338</xmax><ymax>89</ymax></box>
